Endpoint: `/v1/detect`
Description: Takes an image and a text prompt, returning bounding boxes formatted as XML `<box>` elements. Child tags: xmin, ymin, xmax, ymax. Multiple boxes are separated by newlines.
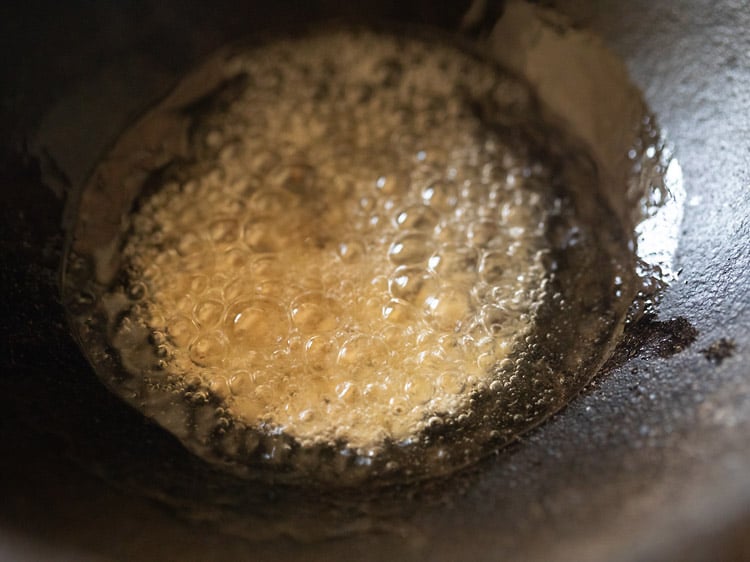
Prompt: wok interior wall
<box><xmin>1</xmin><ymin>1</ymin><xmax>749</xmax><ymax>561</ymax></box>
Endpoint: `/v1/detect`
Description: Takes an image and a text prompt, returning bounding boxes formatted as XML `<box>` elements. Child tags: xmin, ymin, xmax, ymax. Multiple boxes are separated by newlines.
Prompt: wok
<box><xmin>1</xmin><ymin>1</ymin><xmax>748</xmax><ymax>560</ymax></box>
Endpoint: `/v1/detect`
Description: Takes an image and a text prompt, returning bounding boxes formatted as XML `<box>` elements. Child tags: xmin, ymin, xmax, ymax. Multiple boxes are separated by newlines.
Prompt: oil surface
<box><xmin>64</xmin><ymin>26</ymin><xmax>636</xmax><ymax>486</ymax></box>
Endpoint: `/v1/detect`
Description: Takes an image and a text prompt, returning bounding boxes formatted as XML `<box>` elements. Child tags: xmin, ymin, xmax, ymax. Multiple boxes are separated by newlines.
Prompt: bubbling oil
<box><xmin>65</xmin><ymin>27</ymin><xmax>636</xmax><ymax>485</ymax></box>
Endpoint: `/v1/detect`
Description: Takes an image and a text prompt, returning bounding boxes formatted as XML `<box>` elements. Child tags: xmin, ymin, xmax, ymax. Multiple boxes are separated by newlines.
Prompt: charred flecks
<box><xmin>603</xmin><ymin>314</ymin><xmax>698</xmax><ymax>371</ymax></box>
<box><xmin>700</xmin><ymin>338</ymin><xmax>736</xmax><ymax>365</ymax></box>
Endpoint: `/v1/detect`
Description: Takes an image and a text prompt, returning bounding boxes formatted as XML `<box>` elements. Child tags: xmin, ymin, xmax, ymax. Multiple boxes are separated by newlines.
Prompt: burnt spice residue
<box><xmin>603</xmin><ymin>314</ymin><xmax>698</xmax><ymax>372</ymax></box>
<box><xmin>701</xmin><ymin>338</ymin><xmax>736</xmax><ymax>365</ymax></box>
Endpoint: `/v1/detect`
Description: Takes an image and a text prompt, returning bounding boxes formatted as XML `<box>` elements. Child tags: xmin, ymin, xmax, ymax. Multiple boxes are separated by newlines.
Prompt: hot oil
<box><xmin>115</xmin><ymin>30</ymin><xmax>552</xmax><ymax>452</ymax></box>
<box><xmin>64</xmin><ymin>26</ymin><xmax>640</xmax><ymax>487</ymax></box>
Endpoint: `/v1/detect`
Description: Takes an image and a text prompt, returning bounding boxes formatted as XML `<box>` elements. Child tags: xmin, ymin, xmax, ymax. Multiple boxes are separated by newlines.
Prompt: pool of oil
<box><xmin>63</xmin><ymin>23</ymin><xmax>662</xmax><ymax>493</ymax></box>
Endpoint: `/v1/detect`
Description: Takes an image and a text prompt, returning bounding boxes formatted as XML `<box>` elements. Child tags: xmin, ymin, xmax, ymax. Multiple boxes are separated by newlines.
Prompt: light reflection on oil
<box><xmin>635</xmin><ymin>155</ymin><xmax>685</xmax><ymax>281</ymax></box>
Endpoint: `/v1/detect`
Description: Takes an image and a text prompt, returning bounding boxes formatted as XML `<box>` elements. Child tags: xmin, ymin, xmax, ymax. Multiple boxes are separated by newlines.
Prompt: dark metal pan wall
<box><xmin>0</xmin><ymin>1</ymin><xmax>748</xmax><ymax>560</ymax></box>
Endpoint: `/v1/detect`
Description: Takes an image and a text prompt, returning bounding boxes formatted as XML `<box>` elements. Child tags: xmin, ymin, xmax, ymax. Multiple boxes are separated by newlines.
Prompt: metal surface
<box><xmin>0</xmin><ymin>1</ymin><xmax>748</xmax><ymax>561</ymax></box>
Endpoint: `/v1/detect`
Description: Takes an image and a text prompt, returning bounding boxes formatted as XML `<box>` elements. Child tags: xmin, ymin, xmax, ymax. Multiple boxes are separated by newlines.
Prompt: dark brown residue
<box><xmin>602</xmin><ymin>314</ymin><xmax>699</xmax><ymax>372</ymax></box>
<box><xmin>700</xmin><ymin>338</ymin><xmax>736</xmax><ymax>365</ymax></box>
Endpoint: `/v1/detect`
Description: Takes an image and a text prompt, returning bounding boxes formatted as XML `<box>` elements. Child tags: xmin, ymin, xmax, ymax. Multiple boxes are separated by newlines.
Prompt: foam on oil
<box><xmin>116</xmin><ymin>30</ymin><xmax>549</xmax><ymax>449</ymax></box>
<box><xmin>65</xmin><ymin>26</ymin><xmax>638</xmax><ymax>485</ymax></box>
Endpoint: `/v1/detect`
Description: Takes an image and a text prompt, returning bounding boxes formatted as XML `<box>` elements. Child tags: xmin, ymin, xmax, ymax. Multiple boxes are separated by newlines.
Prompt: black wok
<box><xmin>1</xmin><ymin>1</ymin><xmax>748</xmax><ymax>560</ymax></box>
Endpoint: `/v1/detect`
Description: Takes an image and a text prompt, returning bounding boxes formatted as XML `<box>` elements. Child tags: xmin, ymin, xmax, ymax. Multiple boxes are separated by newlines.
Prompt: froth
<box><xmin>114</xmin><ymin>29</ymin><xmax>550</xmax><ymax>449</ymax></box>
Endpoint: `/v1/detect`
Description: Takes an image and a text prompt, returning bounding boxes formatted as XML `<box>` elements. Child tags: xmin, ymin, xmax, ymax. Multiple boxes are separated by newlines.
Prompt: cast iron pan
<box><xmin>1</xmin><ymin>1</ymin><xmax>748</xmax><ymax>561</ymax></box>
